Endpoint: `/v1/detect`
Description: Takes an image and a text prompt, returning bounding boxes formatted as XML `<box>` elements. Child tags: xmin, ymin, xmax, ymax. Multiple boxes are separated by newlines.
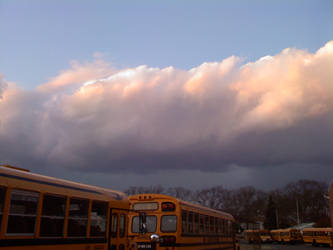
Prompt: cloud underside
<box><xmin>0</xmin><ymin>41</ymin><xmax>333</xmax><ymax>175</ymax></box>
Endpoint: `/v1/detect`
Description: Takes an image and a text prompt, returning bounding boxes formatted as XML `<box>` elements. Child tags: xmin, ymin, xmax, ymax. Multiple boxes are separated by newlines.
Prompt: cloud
<box><xmin>0</xmin><ymin>74</ymin><xmax>8</xmax><ymax>98</ymax></box>
<box><xmin>0</xmin><ymin>41</ymin><xmax>332</xmax><ymax>185</ymax></box>
<box><xmin>37</xmin><ymin>59</ymin><xmax>115</xmax><ymax>93</ymax></box>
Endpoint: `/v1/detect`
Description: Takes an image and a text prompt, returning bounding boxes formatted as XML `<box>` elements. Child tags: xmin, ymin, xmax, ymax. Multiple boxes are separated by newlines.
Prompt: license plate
<box><xmin>137</xmin><ymin>243</ymin><xmax>153</xmax><ymax>249</ymax></box>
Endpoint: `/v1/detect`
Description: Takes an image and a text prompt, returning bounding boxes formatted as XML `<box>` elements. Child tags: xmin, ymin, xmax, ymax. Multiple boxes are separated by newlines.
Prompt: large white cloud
<box><xmin>0</xmin><ymin>41</ymin><xmax>332</xmax><ymax>177</ymax></box>
<box><xmin>0</xmin><ymin>74</ymin><xmax>8</xmax><ymax>98</ymax></box>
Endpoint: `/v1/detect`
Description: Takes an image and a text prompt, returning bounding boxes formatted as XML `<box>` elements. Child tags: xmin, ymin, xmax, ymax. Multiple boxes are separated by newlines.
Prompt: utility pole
<box><xmin>275</xmin><ymin>208</ymin><xmax>279</xmax><ymax>228</ymax></box>
<box><xmin>296</xmin><ymin>198</ymin><xmax>300</xmax><ymax>228</ymax></box>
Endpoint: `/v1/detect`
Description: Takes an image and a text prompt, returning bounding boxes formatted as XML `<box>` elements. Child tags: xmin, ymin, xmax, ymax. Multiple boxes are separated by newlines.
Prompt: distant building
<box><xmin>240</xmin><ymin>221</ymin><xmax>264</xmax><ymax>230</ymax></box>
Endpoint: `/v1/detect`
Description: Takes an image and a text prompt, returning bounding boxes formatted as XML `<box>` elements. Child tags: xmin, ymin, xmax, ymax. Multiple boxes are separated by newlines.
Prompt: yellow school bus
<box><xmin>270</xmin><ymin>228</ymin><xmax>302</xmax><ymax>244</ymax></box>
<box><xmin>244</xmin><ymin>229</ymin><xmax>272</xmax><ymax>243</ymax></box>
<box><xmin>270</xmin><ymin>229</ymin><xmax>281</xmax><ymax>242</ymax></box>
<box><xmin>303</xmin><ymin>228</ymin><xmax>333</xmax><ymax>247</ymax></box>
<box><xmin>244</xmin><ymin>229</ymin><xmax>260</xmax><ymax>243</ymax></box>
<box><xmin>128</xmin><ymin>193</ymin><xmax>239</xmax><ymax>250</ymax></box>
<box><xmin>258</xmin><ymin>229</ymin><xmax>272</xmax><ymax>243</ymax></box>
<box><xmin>0</xmin><ymin>165</ymin><xmax>129</xmax><ymax>250</ymax></box>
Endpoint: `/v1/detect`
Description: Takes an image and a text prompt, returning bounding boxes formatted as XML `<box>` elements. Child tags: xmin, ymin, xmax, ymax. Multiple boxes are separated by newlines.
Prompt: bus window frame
<box><xmin>199</xmin><ymin>214</ymin><xmax>204</xmax><ymax>234</ymax></box>
<box><xmin>181</xmin><ymin>210</ymin><xmax>187</xmax><ymax>234</ymax></box>
<box><xmin>160</xmin><ymin>215</ymin><xmax>177</xmax><ymax>233</ymax></box>
<box><xmin>111</xmin><ymin>213</ymin><xmax>118</xmax><ymax>238</ymax></box>
<box><xmin>6</xmin><ymin>188</ymin><xmax>40</xmax><ymax>236</ymax></box>
<box><xmin>90</xmin><ymin>200</ymin><xmax>108</xmax><ymax>238</ymax></box>
<box><xmin>67</xmin><ymin>197</ymin><xmax>89</xmax><ymax>238</ymax></box>
<box><xmin>188</xmin><ymin>212</ymin><xmax>193</xmax><ymax>233</ymax></box>
<box><xmin>0</xmin><ymin>186</ymin><xmax>6</xmax><ymax>230</ymax></box>
<box><xmin>131</xmin><ymin>215</ymin><xmax>157</xmax><ymax>234</ymax></box>
<box><xmin>194</xmin><ymin>213</ymin><xmax>199</xmax><ymax>234</ymax></box>
<box><xmin>119</xmin><ymin>213</ymin><xmax>126</xmax><ymax>238</ymax></box>
<box><xmin>40</xmin><ymin>193</ymin><xmax>67</xmax><ymax>238</ymax></box>
<box><xmin>205</xmin><ymin>215</ymin><xmax>209</xmax><ymax>233</ymax></box>
<box><xmin>209</xmin><ymin>216</ymin><xmax>214</xmax><ymax>234</ymax></box>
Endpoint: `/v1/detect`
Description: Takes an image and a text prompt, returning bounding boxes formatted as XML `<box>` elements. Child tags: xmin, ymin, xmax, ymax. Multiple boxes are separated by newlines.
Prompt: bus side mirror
<box><xmin>139</xmin><ymin>212</ymin><xmax>147</xmax><ymax>234</ymax></box>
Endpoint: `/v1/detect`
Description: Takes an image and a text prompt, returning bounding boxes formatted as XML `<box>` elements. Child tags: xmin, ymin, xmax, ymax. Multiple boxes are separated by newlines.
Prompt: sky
<box><xmin>0</xmin><ymin>0</ymin><xmax>333</xmax><ymax>191</ymax></box>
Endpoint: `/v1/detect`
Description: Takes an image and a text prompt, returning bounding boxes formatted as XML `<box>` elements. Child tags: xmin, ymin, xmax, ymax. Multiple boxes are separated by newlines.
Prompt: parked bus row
<box><xmin>0</xmin><ymin>165</ymin><xmax>239</xmax><ymax>250</ymax></box>
<box><xmin>244</xmin><ymin>182</ymin><xmax>333</xmax><ymax>248</ymax></box>
<box><xmin>244</xmin><ymin>228</ymin><xmax>333</xmax><ymax>247</ymax></box>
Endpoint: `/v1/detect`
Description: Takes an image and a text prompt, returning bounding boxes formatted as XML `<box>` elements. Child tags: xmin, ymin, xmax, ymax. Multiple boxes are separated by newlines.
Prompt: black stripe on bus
<box><xmin>160</xmin><ymin>241</ymin><xmax>233</xmax><ymax>247</ymax></box>
<box><xmin>0</xmin><ymin>237</ymin><xmax>107</xmax><ymax>247</ymax></box>
<box><xmin>0</xmin><ymin>173</ymin><xmax>123</xmax><ymax>200</ymax></box>
<box><xmin>181</xmin><ymin>233</ymin><xmax>234</xmax><ymax>237</ymax></box>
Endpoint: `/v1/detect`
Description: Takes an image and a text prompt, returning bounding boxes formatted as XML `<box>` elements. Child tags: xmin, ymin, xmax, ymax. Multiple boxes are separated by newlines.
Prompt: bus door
<box><xmin>109</xmin><ymin>209</ymin><xmax>127</xmax><ymax>250</ymax></box>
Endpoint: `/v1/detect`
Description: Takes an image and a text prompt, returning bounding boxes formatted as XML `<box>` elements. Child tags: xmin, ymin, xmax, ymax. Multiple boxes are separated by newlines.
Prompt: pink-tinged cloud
<box><xmin>0</xmin><ymin>74</ymin><xmax>8</xmax><ymax>98</ymax></box>
<box><xmin>37</xmin><ymin>59</ymin><xmax>115</xmax><ymax>93</ymax></box>
<box><xmin>231</xmin><ymin>42</ymin><xmax>333</xmax><ymax>132</ymax></box>
<box><xmin>0</xmin><ymin>41</ymin><xmax>332</xmax><ymax>175</ymax></box>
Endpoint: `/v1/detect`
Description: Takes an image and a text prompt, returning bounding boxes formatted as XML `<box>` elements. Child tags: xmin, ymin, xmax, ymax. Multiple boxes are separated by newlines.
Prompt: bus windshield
<box><xmin>132</xmin><ymin>216</ymin><xmax>157</xmax><ymax>233</ymax></box>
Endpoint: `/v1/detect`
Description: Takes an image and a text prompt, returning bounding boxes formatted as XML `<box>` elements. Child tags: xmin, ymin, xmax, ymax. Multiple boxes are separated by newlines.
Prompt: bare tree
<box><xmin>124</xmin><ymin>179</ymin><xmax>329</xmax><ymax>228</ymax></box>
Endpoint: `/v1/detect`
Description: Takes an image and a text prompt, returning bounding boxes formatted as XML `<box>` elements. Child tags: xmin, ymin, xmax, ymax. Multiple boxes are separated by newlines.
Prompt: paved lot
<box><xmin>240</xmin><ymin>242</ymin><xmax>331</xmax><ymax>250</ymax></box>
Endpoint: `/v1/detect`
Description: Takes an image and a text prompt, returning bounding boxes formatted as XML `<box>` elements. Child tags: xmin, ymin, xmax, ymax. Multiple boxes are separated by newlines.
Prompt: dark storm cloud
<box><xmin>0</xmin><ymin>42</ymin><xmax>332</xmax><ymax>188</ymax></box>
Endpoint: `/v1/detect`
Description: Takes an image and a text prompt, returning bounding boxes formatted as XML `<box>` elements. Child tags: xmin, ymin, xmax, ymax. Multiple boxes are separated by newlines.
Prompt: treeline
<box><xmin>124</xmin><ymin>179</ymin><xmax>331</xmax><ymax>229</ymax></box>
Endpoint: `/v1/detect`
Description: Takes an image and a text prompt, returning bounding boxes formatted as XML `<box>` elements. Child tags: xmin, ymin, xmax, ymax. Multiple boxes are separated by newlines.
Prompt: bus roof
<box><xmin>244</xmin><ymin>229</ymin><xmax>269</xmax><ymax>232</ymax></box>
<box><xmin>129</xmin><ymin>193</ymin><xmax>234</xmax><ymax>221</ymax></box>
<box><xmin>0</xmin><ymin>165</ymin><xmax>127</xmax><ymax>201</ymax></box>
<box><xmin>303</xmin><ymin>228</ymin><xmax>333</xmax><ymax>232</ymax></box>
<box><xmin>271</xmin><ymin>228</ymin><xmax>300</xmax><ymax>232</ymax></box>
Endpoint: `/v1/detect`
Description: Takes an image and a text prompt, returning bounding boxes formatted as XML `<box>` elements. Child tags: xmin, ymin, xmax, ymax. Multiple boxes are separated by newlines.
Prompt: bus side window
<box><xmin>188</xmin><ymin>212</ymin><xmax>193</xmax><ymax>233</ymax></box>
<box><xmin>194</xmin><ymin>213</ymin><xmax>199</xmax><ymax>234</ymax></box>
<box><xmin>68</xmin><ymin>198</ymin><xmax>89</xmax><ymax>237</ymax></box>
<box><xmin>218</xmin><ymin>219</ymin><xmax>222</xmax><ymax>233</ymax></box>
<box><xmin>0</xmin><ymin>186</ymin><xmax>6</xmax><ymax>229</ymax></box>
<box><xmin>119</xmin><ymin>214</ymin><xmax>126</xmax><ymax>237</ymax></box>
<box><xmin>7</xmin><ymin>189</ymin><xmax>39</xmax><ymax>235</ymax></box>
<box><xmin>111</xmin><ymin>213</ymin><xmax>118</xmax><ymax>238</ymax></box>
<box><xmin>209</xmin><ymin>216</ymin><xmax>214</xmax><ymax>233</ymax></box>
<box><xmin>199</xmin><ymin>214</ymin><xmax>204</xmax><ymax>234</ymax></box>
<box><xmin>215</xmin><ymin>217</ymin><xmax>218</xmax><ymax>234</ymax></box>
<box><xmin>181</xmin><ymin>210</ymin><xmax>187</xmax><ymax>234</ymax></box>
<box><xmin>205</xmin><ymin>216</ymin><xmax>209</xmax><ymax>233</ymax></box>
<box><xmin>228</xmin><ymin>220</ymin><xmax>232</xmax><ymax>237</ymax></box>
<box><xmin>40</xmin><ymin>194</ymin><xmax>66</xmax><ymax>237</ymax></box>
<box><xmin>90</xmin><ymin>201</ymin><xmax>108</xmax><ymax>237</ymax></box>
